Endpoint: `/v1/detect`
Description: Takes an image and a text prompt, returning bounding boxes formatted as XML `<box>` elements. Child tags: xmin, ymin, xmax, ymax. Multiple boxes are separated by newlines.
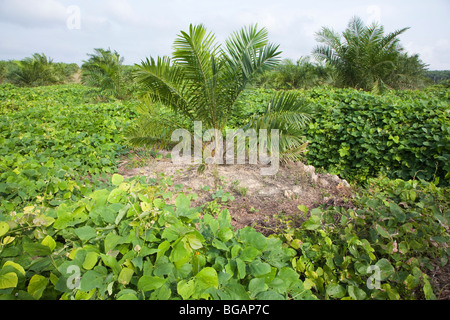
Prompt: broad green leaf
<box><xmin>249</xmin><ymin>277</ymin><xmax>268</xmax><ymax>297</ymax></box>
<box><xmin>302</xmin><ymin>215</ymin><xmax>321</xmax><ymax>230</ymax></box>
<box><xmin>138</xmin><ymin>275</ymin><xmax>166</xmax><ymax>291</ymax></box>
<box><xmin>389</xmin><ymin>202</ymin><xmax>405</xmax><ymax>222</ymax></box>
<box><xmin>118</xmin><ymin>267</ymin><xmax>134</xmax><ymax>285</ymax></box>
<box><xmin>239</xmin><ymin>247</ymin><xmax>260</xmax><ymax>262</ymax></box>
<box><xmin>348</xmin><ymin>285</ymin><xmax>367</xmax><ymax>300</ymax></box>
<box><xmin>375</xmin><ymin>258</ymin><xmax>395</xmax><ymax>281</ymax></box>
<box><xmin>23</xmin><ymin>241</ymin><xmax>52</xmax><ymax>256</ymax></box>
<box><xmin>326</xmin><ymin>283</ymin><xmax>346</xmax><ymax>299</ymax></box>
<box><xmin>297</xmin><ymin>205</ymin><xmax>309</xmax><ymax>214</ymax></box>
<box><xmin>0</xmin><ymin>272</ymin><xmax>18</xmax><ymax>289</ymax></box>
<box><xmin>27</xmin><ymin>275</ymin><xmax>48</xmax><ymax>300</ymax></box>
<box><xmin>74</xmin><ymin>226</ymin><xmax>97</xmax><ymax>242</ymax></box>
<box><xmin>0</xmin><ymin>222</ymin><xmax>9</xmax><ymax>237</ymax></box>
<box><xmin>422</xmin><ymin>275</ymin><xmax>436</xmax><ymax>300</ymax></box>
<box><xmin>82</xmin><ymin>252</ymin><xmax>99</xmax><ymax>270</ymax></box>
<box><xmin>236</xmin><ymin>258</ymin><xmax>246</xmax><ymax>279</ymax></box>
<box><xmin>185</xmin><ymin>233</ymin><xmax>203</xmax><ymax>250</ymax></box>
<box><xmin>256</xmin><ymin>291</ymin><xmax>284</xmax><ymax>300</ymax></box>
<box><xmin>374</xmin><ymin>224</ymin><xmax>391</xmax><ymax>239</ymax></box>
<box><xmin>177</xmin><ymin>279</ymin><xmax>195</xmax><ymax>300</ymax></box>
<box><xmin>195</xmin><ymin>267</ymin><xmax>219</xmax><ymax>290</ymax></box>
<box><xmin>41</xmin><ymin>235</ymin><xmax>56</xmax><ymax>252</ymax></box>
<box><xmin>80</xmin><ymin>270</ymin><xmax>104</xmax><ymax>291</ymax></box>
<box><xmin>218</xmin><ymin>227</ymin><xmax>233</xmax><ymax>242</ymax></box>
<box><xmin>111</xmin><ymin>174</ymin><xmax>124</xmax><ymax>186</ymax></box>
<box><xmin>107</xmin><ymin>188</ymin><xmax>127</xmax><ymax>204</ymax></box>
<box><xmin>104</xmin><ymin>232</ymin><xmax>124</xmax><ymax>253</ymax></box>
<box><xmin>3</xmin><ymin>261</ymin><xmax>25</xmax><ymax>276</ymax></box>
<box><xmin>175</xmin><ymin>193</ymin><xmax>190</xmax><ymax>210</ymax></box>
<box><xmin>249</xmin><ymin>260</ymin><xmax>271</xmax><ymax>277</ymax></box>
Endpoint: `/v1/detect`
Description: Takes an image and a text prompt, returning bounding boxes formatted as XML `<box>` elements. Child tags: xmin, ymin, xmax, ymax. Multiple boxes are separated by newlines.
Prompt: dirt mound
<box><xmin>118</xmin><ymin>154</ymin><xmax>355</xmax><ymax>235</ymax></box>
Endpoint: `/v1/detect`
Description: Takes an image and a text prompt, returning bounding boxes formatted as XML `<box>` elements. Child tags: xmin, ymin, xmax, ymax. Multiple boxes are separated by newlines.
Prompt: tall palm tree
<box><xmin>313</xmin><ymin>16</ymin><xmax>409</xmax><ymax>91</ymax></box>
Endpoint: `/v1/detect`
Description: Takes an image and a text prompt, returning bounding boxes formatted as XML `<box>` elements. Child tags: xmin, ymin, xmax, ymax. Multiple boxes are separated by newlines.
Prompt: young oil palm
<box><xmin>128</xmin><ymin>24</ymin><xmax>281</xmax><ymax>149</ymax></box>
<box><xmin>244</xmin><ymin>91</ymin><xmax>314</xmax><ymax>163</ymax></box>
<box><xmin>129</xmin><ymin>24</ymin><xmax>315</xmax><ymax>164</ymax></box>
<box><xmin>313</xmin><ymin>16</ymin><xmax>409</xmax><ymax>91</ymax></box>
<box><xmin>81</xmin><ymin>48</ymin><xmax>130</xmax><ymax>99</ymax></box>
<box><xmin>8</xmin><ymin>53</ymin><xmax>58</xmax><ymax>87</ymax></box>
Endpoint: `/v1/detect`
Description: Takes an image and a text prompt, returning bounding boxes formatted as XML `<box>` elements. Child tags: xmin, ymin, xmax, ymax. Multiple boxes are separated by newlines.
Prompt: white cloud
<box><xmin>0</xmin><ymin>0</ymin><xmax>68</xmax><ymax>28</ymax></box>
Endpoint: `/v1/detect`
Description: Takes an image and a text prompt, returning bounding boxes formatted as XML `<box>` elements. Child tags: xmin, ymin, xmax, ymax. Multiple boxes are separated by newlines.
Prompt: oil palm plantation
<box><xmin>313</xmin><ymin>16</ymin><xmax>410</xmax><ymax>91</ymax></box>
<box><xmin>129</xmin><ymin>24</ymin><xmax>314</xmax><ymax>162</ymax></box>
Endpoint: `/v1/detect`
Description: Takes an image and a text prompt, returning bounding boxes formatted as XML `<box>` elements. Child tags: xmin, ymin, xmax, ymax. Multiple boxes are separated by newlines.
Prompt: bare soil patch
<box><xmin>118</xmin><ymin>152</ymin><xmax>355</xmax><ymax>235</ymax></box>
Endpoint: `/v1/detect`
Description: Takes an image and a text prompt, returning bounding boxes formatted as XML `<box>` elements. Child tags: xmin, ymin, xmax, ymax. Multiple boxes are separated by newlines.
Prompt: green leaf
<box><xmin>185</xmin><ymin>233</ymin><xmax>203</xmax><ymax>250</ymax></box>
<box><xmin>374</xmin><ymin>223</ymin><xmax>391</xmax><ymax>239</ymax></box>
<box><xmin>249</xmin><ymin>277</ymin><xmax>268</xmax><ymax>297</ymax></box>
<box><xmin>0</xmin><ymin>272</ymin><xmax>18</xmax><ymax>289</ymax></box>
<box><xmin>2</xmin><ymin>261</ymin><xmax>25</xmax><ymax>276</ymax></box>
<box><xmin>23</xmin><ymin>241</ymin><xmax>52</xmax><ymax>256</ymax></box>
<box><xmin>326</xmin><ymin>283</ymin><xmax>346</xmax><ymax>299</ymax></box>
<box><xmin>389</xmin><ymin>202</ymin><xmax>405</xmax><ymax>222</ymax></box>
<box><xmin>256</xmin><ymin>291</ymin><xmax>285</xmax><ymax>300</ymax></box>
<box><xmin>422</xmin><ymin>275</ymin><xmax>436</xmax><ymax>300</ymax></box>
<box><xmin>348</xmin><ymin>285</ymin><xmax>367</xmax><ymax>300</ymax></box>
<box><xmin>41</xmin><ymin>235</ymin><xmax>56</xmax><ymax>252</ymax></box>
<box><xmin>74</xmin><ymin>226</ymin><xmax>97</xmax><ymax>242</ymax></box>
<box><xmin>0</xmin><ymin>222</ymin><xmax>9</xmax><ymax>237</ymax></box>
<box><xmin>302</xmin><ymin>215</ymin><xmax>321</xmax><ymax>230</ymax></box>
<box><xmin>177</xmin><ymin>279</ymin><xmax>195</xmax><ymax>300</ymax></box>
<box><xmin>27</xmin><ymin>274</ymin><xmax>48</xmax><ymax>300</ymax></box>
<box><xmin>175</xmin><ymin>193</ymin><xmax>190</xmax><ymax>210</ymax></box>
<box><xmin>80</xmin><ymin>270</ymin><xmax>104</xmax><ymax>291</ymax></box>
<box><xmin>118</xmin><ymin>267</ymin><xmax>134</xmax><ymax>285</ymax></box>
<box><xmin>375</xmin><ymin>258</ymin><xmax>395</xmax><ymax>281</ymax></box>
<box><xmin>138</xmin><ymin>275</ymin><xmax>166</xmax><ymax>292</ymax></box>
<box><xmin>111</xmin><ymin>174</ymin><xmax>124</xmax><ymax>186</ymax></box>
<box><xmin>82</xmin><ymin>252</ymin><xmax>99</xmax><ymax>270</ymax></box>
<box><xmin>104</xmin><ymin>232</ymin><xmax>124</xmax><ymax>253</ymax></box>
<box><xmin>107</xmin><ymin>188</ymin><xmax>127</xmax><ymax>204</ymax></box>
<box><xmin>239</xmin><ymin>247</ymin><xmax>260</xmax><ymax>262</ymax></box>
<box><xmin>236</xmin><ymin>258</ymin><xmax>246</xmax><ymax>279</ymax></box>
<box><xmin>218</xmin><ymin>227</ymin><xmax>233</xmax><ymax>242</ymax></box>
<box><xmin>195</xmin><ymin>267</ymin><xmax>219</xmax><ymax>290</ymax></box>
<box><xmin>249</xmin><ymin>260</ymin><xmax>271</xmax><ymax>277</ymax></box>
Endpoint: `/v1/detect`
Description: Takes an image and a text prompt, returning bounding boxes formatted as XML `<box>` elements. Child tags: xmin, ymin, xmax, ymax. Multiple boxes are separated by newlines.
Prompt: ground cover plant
<box><xmin>0</xmin><ymin>81</ymin><xmax>448</xmax><ymax>300</ymax></box>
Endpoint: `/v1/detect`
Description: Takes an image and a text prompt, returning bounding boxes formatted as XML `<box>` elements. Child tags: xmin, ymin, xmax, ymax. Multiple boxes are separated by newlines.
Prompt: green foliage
<box><xmin>0</xmin><ymin>174</ymin><xmax>317</xmax><ymax>300</ymax></box>
<box><xmin>81</xmin><ymin>48</ymin><xmax>134</xmax><ymax>100</ymax></box>
<box><xmin>255</xmin><ymin>57</ymin><xmax>332</xmax><ymax>90</ymax></box>
<box><xmin>278</xmin><ymin>177</ymin><xmax>449</xmax><ymax>300</ymax></box>
<box><xmin>6</xmin><ymin>54</ymin><xmax>59</xmax><ymax>87</ymax></box>
<box><xmin>313</xmin><ymin>16</ymin><xmax>425</xmax><ymax>91</ymax></box>
<box><xmin>129</xmin><ymin>24</ymin><xmax>281</xmax><ymax>148</ymax></box>
<box><xmin>304</xmin><ymin>87</ymin><xmax>450</xmax><ymax>184</ymax></box>
<box><xmin>0</xmin><ymin>84</ymin><xmax>137</xmax><ymax>214</ymax></box>
<box><xmin>245</xmin><ymin>91</ymin><xmax>314</xmax><ymax>162</ymax></box>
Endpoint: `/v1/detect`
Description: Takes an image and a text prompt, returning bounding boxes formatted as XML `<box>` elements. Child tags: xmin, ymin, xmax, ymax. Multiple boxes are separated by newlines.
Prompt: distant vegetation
<box><xmin>0</xmin><ymin>54</ymin><xmax>78</xmax><ymax>87</ymax></box>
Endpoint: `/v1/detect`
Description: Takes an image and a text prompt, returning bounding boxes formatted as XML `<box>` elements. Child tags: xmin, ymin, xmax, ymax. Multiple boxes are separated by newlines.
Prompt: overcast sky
<box><xmin>0</xmin><ymin>0</ymin><xmax>449</xmax><ymax>70</ymax></box>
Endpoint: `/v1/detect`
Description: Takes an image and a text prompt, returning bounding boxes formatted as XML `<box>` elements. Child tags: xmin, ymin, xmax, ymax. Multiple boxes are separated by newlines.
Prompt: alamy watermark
<box><xmin>66</xmin><ymin>5</ymin><xmax>81</xmax><ymax>30</ymax></box>
<box><xmin>170</xmin><ymin>121</ymin><xmax>280</xmax><ymax>175</ymax></box>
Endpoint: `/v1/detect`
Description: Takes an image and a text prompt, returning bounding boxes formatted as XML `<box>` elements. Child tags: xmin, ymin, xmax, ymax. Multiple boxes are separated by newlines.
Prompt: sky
<box><xmin>0</xmin><ymin>0</ymin><xmax>449</xmax><ymax>70</ymax></box>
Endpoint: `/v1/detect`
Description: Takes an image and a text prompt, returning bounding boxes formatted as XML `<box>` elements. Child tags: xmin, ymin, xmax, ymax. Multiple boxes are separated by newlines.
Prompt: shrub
<box><xmin>305</xmin><ymin>88</ymin><xmax>450</xmax><ymax>185</ymax></box>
